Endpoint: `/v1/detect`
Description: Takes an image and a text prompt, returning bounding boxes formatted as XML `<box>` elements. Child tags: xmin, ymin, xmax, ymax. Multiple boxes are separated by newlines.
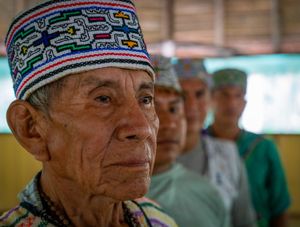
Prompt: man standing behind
<box><xmin>147</xmin><ymin>55</ymin><xmax>229</xmax><ymax>227</ymax></box>
<box><xmin>207</xmin><ymin>68</ymin><xmax>291</xmax><ymax>227</ymax></box>
<box><xmin>174</xmin><ymin>59</ymin><xmax>256</xmax><ymax>227</ymax></box>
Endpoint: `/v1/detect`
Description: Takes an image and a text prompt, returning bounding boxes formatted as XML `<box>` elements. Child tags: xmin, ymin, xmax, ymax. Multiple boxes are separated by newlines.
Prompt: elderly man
<box><xmin>207</xmin><ymin>68</ymin><xmax>291</xmax><ymax>227</ymax></box>
<box><xmin>0</xmin><ymin>1</ymin><xmax>177</xmax><ymax>226</ymax></box>
<box><xmin>174</xmin><ymin>59</ymin><xmax>257</xmax><ymax>227</ymax></box>
<box><xmin>146</xmin><ymin>55</ymin><xmax>229</xmax><ymax>227</ymax></box>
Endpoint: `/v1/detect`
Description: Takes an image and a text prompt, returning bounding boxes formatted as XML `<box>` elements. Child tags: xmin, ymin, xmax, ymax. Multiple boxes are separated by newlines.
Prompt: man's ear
<box><xmin>6</xmin><ymin>100</ymin><xmax>50</xmax><ymax>161</ymax></box>
<box><xmin>242</xmin><ymin>98</ymin><xmax>247</xmax><ymax>112</ymax></box>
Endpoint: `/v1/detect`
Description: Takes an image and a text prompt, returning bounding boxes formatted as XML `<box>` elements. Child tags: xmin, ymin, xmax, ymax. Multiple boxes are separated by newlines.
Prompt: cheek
<box><xmin>66</xmin><ymin>120</ymin><xmax>115</xmax><ymax>182</ymax></box>
<box><xmin>197</xmin><ymin>99</ymin><xmax>208</xmax><ymax>114</ymax></box>
<box><xmin>148</xmin><ymin>110</ymin><xmax>159</xmax><ymax>141</ymax></box>
<box><xmin>148</xmin><ymin>114</ymin><xmax>159</xmax><ymax>169</ymax></box>
<box><xmin>184</xmin><ymin>105</ymin><xmax>188</xmax><ymax>116</ymax></box>
<box><xmin>179</xmin><ymin>118</ymin><xmax>187</xmax><ymax>148</ymax></box>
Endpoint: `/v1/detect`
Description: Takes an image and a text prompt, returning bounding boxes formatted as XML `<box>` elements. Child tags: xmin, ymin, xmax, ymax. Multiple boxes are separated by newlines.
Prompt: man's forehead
<box><xmin>155</xmin><ymin>89</ymin><xmax>182</xmax><ymax>103</ymax></box>
<box><xmin>180</xmin><ymin>79</ymin><xmax>206</xmax><ymax>91</ymax></box>
<box><xmin>218</xmin><ymin>86</ymin><xmax>245</xmax><ymax>94</ymax></box>
<box><xmin>76</xmin><ymin>68</ymin><xmax>154</xmax><ymax>90</ymax></box>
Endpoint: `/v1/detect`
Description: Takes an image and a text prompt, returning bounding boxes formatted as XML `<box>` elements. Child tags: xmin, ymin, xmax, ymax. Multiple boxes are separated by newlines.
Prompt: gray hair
<box><xmin>27</xmin><ymin>77</ymin><xmax>67</xmax><ymax>114</ymax></box>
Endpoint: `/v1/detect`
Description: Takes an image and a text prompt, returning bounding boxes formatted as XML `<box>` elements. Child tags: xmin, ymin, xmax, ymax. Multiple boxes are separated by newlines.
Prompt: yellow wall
<box><xmin>0</xmin><ymin>134</ymin><xmax>41</xmax><ymax>212</ymax></box>
<box><xmin>0</xmin><ymin>134</ymin><xmax>299</xmax><ymax>215</ymax></box>
<box><xmin>273</xmin><ymin>135</ymin><xmax>300</xmax><ymax>215</ymax></box>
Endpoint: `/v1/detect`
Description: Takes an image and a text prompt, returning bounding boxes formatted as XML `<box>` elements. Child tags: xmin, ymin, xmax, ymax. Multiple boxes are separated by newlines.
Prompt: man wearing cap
<box><xmin>0</xmin><ymin>1</ymin><xmax>178</xmax><ymax>226</ymax></box>
<box><xmin>146</xmin><ymin>55</ymin><xmax>229</xmax><ymax>227</ymax></box>
<box><xmin>207</xmin><ymin>68</ymin><xmax>291</xmax><ymax>227</ymax></box>
<box><xmin>174</xmin><ymin>59</ymin><xmax>256</xmax><ymax>227</ymax></box>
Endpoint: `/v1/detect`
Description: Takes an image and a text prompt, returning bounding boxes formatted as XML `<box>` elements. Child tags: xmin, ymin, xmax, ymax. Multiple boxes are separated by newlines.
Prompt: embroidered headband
<box><xmin>5</xmin><ymin>0</ymin><xmax>154</xmax><ymax>100</ymax></box>
<box><xmin>151</xmin><ymin>55</ymin><xmax>181</xmax><ymax>93</ymax></box>
<box><xmin>212</xmin><ymin>68</ymin><xmax>247</xmax><ymax>91</ymax></box>
<box><xmin>174</xmin><ymin>58</ymin><xmax>212</xmax><ymax>87</ymax></box>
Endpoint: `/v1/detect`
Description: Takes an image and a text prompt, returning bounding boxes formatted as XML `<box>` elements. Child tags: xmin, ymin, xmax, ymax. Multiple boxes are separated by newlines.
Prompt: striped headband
<box><xmin>5</xmin><ymin>0</ymin><xmax>154</xmax><ymax>100</ymax></box>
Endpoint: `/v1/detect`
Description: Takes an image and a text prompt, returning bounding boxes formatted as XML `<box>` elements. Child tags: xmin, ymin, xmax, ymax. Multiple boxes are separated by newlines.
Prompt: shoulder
<box><xmin>244</xmin><ymin>130</ymin><xmax>278</xmax><ymax>152</ymax></box>
<box><xmin>241</xmin><ymin>130</ymin><xmax>267</xmax><ymax>145</ymax></box>
<box><xmin>171</xmin><ymin>165</ymin><xmax>225</xmax><ymax>205</ymax></box>
<box><xmin>0</xmin><ymin>205</ymin><xmax>28</xmax><ymax>226</ymax></box>
<box><xmin>127</xmin><ymin>197</ymin><xmax>178</xmax><ymax>227</ymax></box>
<box><xmin>0</xmin><ymin>205</ymin><xmax>51</xmax><ymax>226</ymax></box>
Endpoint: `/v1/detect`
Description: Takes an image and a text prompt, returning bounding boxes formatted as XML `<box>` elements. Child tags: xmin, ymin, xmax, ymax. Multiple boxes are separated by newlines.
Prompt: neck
<box><xmin>40</xmin><ymin>170</ymin><xmax>126</xmax><ymax>227</ymax></box>
<box><xmin>211</xmin><ymin>121</ymin><xmax>241</xmax><ymax>141</ymax></box>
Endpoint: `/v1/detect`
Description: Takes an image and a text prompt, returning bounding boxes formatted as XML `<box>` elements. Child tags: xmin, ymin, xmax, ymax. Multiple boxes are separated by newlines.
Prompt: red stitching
<box><xmin>16</xmin><ymin>52</ymin><xmax>148</xmax><ymax>96</ymax></box>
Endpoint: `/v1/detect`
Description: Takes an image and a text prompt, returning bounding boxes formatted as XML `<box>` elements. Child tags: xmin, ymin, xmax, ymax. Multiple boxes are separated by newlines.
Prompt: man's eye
<box><xmin>169</xmin><ymin>106</ymin><xmax>178</xmax><ymax>114</ymax></box>
<box><xmin>95</xmin><ymin>95</ymin><xmax>111</xmax><ymax>104</ymax></box>
<box><xmin>196</xmin><ymin>90</ymin><xmax>205</xmax><ymax>99</ymax></box>
<box><xmin>141</xmin><ymin>96</ymin><xmax>153</xmax><ymax>105</ymax></box>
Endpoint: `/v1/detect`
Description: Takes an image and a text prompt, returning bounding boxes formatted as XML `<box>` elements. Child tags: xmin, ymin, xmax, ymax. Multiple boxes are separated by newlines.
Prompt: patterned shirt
<box><xmin>177</xmin><ymin>135</ymin><xmax>256</xmax><ymax>227</ymax></box>
<box><xmin>0</xmin><ymin>173</ymin><xmax>177</xmax><ymax>227</ymax></box>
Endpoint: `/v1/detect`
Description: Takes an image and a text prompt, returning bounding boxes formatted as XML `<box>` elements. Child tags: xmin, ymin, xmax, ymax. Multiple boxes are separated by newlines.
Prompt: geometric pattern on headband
<box><xmin>6</xmin><ymin>0</ymin><xmax>154</xmax><ymax>99</ymax></box>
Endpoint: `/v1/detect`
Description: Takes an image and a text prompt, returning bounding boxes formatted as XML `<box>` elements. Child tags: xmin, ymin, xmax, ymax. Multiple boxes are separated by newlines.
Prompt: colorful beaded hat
<box><xmin>151</xmin><ymin>55</ymin><xmax>181</xmax><ymax>93</ymax></box>
<box><xmin>173</xmin><ymin>58</ymin><xmax>212</xmax><ymax>87</ymax></box>
<box><xmin>5</xmin><ymin>0</ymin><xmax>154</xmax><ymax>100</ymax></box>
<box><xmin>212</xmin><ymin>68</ymin><xmax>247</xmax><ymax>91</ymax></box>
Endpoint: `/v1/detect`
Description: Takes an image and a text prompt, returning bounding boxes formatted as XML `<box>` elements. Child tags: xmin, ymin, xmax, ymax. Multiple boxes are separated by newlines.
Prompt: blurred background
<box><xmin>0</xmin><ymin>0</ymin><xmax>299</xmax><ymax>225</ymax></box>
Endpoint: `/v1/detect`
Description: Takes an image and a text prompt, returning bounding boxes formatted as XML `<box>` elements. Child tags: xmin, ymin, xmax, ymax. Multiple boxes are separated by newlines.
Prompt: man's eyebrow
<box><xmin>82</xmin><ymin>77</ymin><xmax>116</xmax><ymax>87</ymax></box>
<box><xmin>139</xmin><ymin>82</ymin><xmax>154</xmax><ymax>91</ymax></box>
<box><xmin>170</xmin><ymin>97</ymin><xmax>183</xmax><ymax>105</ymax></box>
<box><xmin>81</xmin><ymin>77</ymin><xmax>119</xmax><ymax>94</ymax></box>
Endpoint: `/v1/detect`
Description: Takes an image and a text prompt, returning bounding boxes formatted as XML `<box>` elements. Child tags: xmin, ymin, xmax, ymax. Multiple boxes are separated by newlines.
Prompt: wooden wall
<box><xmin>0</xmin><ymin>134</ymin><xmax>41</xmax><ymax>212</ymax></box>
<box><xmin>136</xmin><ymin>0</ymin><xmax>300</xmax><ymax>55</ymax></box>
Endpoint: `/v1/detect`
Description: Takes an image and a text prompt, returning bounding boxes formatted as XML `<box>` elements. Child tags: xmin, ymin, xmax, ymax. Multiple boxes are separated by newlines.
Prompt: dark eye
<box><xmin>169</xmin><ymin>106</ymin><xmax>178</xmax><ymax>114</ymax></box>
<box><xmin>95</xmin><ymin>95</ymin><xmax>111</xmax><ymax>104</ymax></box>
<box><xmin>196</xmin><ymin>90</ymin><xmax>205</xmax><ymax>99</ymax></box>
<box><xmin>141</xmin><ymin>96</ymin><xmax>153</xmax><ymax>106</ymax></box>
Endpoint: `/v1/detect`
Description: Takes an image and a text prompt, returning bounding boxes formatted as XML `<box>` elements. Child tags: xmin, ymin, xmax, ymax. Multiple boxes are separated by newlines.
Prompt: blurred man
<box><xmin>175</xmin><ymin>59</ymin><xmax>256</xmax><ymax>227</ymax></box>
<box><xmin>207</xmin><ymin>68</ymin><xmax>291</xmax><ymax>227</ymax></box>
<box><xmin>147</xmin><ymin>55</ymin><xmax>229</xmax><ymax>227</ymax></box>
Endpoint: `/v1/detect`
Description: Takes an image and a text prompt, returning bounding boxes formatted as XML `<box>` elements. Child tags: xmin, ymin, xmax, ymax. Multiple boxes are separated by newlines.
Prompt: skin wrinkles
<box><xmin>34</xmin><ymin>67</ymin><xmax>159</xmax><ymax>225</ymax></box>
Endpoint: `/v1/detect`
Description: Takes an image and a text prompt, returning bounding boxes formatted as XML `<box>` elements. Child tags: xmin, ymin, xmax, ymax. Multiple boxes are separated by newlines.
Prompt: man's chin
<box><xmin>111</xmin><ymin>177</ymin><xmax>150</xmax><ymax>201</ymax></box>
<box><xmin>100</xmin><ymin>167</ymin><xmax>151</xmax><ymax>200</ymax></box>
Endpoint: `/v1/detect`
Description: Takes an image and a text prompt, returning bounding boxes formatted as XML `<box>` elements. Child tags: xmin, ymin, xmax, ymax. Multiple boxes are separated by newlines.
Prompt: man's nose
<box><xmin>115</xmin><ymin>102</ymin><xmax>153</xmax><ymax>142</ymax></box>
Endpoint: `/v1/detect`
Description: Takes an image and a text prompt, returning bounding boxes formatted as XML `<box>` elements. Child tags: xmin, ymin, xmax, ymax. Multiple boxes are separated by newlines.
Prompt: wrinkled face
<box><xmin>154</xmin><ymin>87</ymin><xmax>186</xmax><ymax>169</ymax></box>
<box><xmin>180</xmin><ymin>78</ymin><xmax>209</xmax><ymax>134</ymax></box>
<box><xmin>211</xmin><ymin>86</ymin><xmax>246</xmax><ymax>126</ymax></box>
<box><xmin>44</xmin><ymin>67</ymin><xmax>159</xmax><ymax>201</ymax></box>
